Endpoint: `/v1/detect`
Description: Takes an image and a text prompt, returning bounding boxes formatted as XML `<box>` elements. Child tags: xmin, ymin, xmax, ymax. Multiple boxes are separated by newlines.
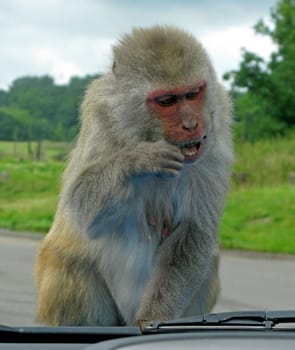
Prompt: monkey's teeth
<box><xmin>176</xmin><ymin>138</ymin><xmax>205</xmax><ymax>159</ymax></box>
<box><xmin>181</xmin><ymin>144</ymin><xmax>198</xmax><ymax>157</ymax></box>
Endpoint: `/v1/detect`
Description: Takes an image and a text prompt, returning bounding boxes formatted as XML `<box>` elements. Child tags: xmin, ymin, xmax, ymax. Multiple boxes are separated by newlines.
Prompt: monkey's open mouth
<box><xmin>176</xmin><ymin>135</ymin><xmax>207</xmax><ymax>161</ymax></box>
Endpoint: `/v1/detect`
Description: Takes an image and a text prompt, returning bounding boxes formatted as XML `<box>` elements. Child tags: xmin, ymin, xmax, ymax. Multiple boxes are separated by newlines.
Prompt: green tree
<box><xmin>0</xmin><ymin>107</ymin><xmax>31</xmax><ymax>140</ymax></box>
<box><xmin>224</xmin><ymin>0</ymin><xmax>295</xmax><ymax>141</ymax></box>
<box><xmin>0</xmin><ymin>107</ymin><xmax>33</xmax><ymax>155</ymax></box>
<box><xmin>7</xmin><ymin>76</ymin><xmax>56</xmax><ymax>141</ymax></box>
<box><xmin>0</xmin><ymin>74</ymin><xmax>99</xmax><ymax>142</ymax></box>
<box><xmin>0</xmin><ymin>89</ymin><xmax>7</xmax><ymax>106</ymax></box>
<box><xmin>54</xmin><ymin>75</ymin><xmax>96</xmax><ymax>140</ymax></box>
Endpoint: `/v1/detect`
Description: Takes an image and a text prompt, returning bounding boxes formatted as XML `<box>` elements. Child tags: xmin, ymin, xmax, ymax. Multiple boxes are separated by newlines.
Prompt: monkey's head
<box><xmin>110</xmin><ymin>25</ymin><xmax>228</xmax><ymax>163</ymax></box>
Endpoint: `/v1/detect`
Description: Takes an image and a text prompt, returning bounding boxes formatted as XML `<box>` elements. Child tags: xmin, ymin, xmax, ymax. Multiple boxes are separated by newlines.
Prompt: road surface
<box><xmin>0</xmin><ymin>233</ymin><xmax>295</xmax><ymax>326</ymax></box>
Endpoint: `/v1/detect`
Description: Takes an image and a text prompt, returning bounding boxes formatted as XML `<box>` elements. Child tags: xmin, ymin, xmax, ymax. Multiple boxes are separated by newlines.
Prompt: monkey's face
<box><xmin>146</xmin><ymin>80</ymin><xmax>207</xmax><ymax>163</ymax></box>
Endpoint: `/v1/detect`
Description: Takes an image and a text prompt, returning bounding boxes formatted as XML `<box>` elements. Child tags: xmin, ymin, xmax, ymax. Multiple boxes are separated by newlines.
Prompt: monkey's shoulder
<box><xmin>85</xmin><ymin>73</ymin><xmax>115</xmax><ymax>98</ymax></box>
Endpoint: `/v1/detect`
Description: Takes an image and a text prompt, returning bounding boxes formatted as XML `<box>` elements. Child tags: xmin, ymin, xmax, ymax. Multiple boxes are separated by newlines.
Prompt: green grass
<box><xmin>0</xmin><ymin>141</ymin><xmax>67</xmax><ymax>232</ymax></box>
<box><xmin>221</xmin><ymin>185</ymin><xmax>295</xmax><ymax>254</ymax></box>
<box><xmin>232</xmin><ymin>132</ymin><xmax>295</xmax><ymax>187</ymax></box>
<box><xmin>220</xmin><ymin>131</ymin><xmax>295</xmax><ymax>254</ymax></box>
<box><xmin>0</xmin><ymin>196</ymin><xmax>58</xmax><ymax>233</ymax></box>
<box><xmin>0</xmin><ymin>140</ymin><xmax>72</xmax><ymax>162</ymax></box>
<box><xmin>0</xmin><ymin>135</ymin><xmax>294</xmax><ymax>254</ymax></box>
<box><xmin>0</xmin><ymin>159</ymin><xmax>63</xmax><ymax>233</ymax></box>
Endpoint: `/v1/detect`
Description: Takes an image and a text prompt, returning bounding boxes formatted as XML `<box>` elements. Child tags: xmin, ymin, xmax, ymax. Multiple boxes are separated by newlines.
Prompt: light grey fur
<box><xmin>35</xmin><ymin>25</ymin><xmax>233</xmax><ymax>326</ymax></box>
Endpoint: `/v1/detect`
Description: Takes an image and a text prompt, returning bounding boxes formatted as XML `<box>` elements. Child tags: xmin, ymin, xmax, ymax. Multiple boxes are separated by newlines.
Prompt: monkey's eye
<box><xmin>185</xmin><ymin>89</ymin><xmax>200</xmax><ymax>100</ymax></box>
<box><xmin>155</xmin><ymin>94</ymin><xmax>177</xmax><ymax>107</ymax></box>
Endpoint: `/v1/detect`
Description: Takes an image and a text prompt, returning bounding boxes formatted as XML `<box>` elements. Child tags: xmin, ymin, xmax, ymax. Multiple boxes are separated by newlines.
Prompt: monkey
<box><xmin>34</xmin><ymin>25</ymin><xmax>233</xmax><ymax>326</ymax></box>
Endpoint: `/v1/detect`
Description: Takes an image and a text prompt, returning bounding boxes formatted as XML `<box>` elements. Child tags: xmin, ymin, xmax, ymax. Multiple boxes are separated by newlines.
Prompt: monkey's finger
<box><xmin>162</xmin><ymin>149</ymin><xmax>185</xmax><ymax>163</ymax></box>
<box><xmin>171</xmin><ymin>152</ymin><xmax>185</xmax><ymax>163</ymax></box>
<box><xmin>159</xmin><ymin>160</ymin><xmax>184</xmax><ymax>171</ymax></box>
<box><xmin>157</xmin><ymin>168</ymin><xmax>181</xmax><ymax>177</ymax></box>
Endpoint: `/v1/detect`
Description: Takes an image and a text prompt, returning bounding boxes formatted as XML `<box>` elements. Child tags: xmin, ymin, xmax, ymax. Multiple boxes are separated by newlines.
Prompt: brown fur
<box><xmin>35</xmin><ymin>25</ymin><xmax>233</xmax><ymax>326</ymax></box>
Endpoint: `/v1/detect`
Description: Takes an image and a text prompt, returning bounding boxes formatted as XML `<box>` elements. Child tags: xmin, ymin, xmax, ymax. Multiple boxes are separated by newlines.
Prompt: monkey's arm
<box><xmin>135</xmin><ymin>222</ymin><xmax>217</xmax><ymax>321</ymax></box>
<box><xmin>61</xmin><ymin>140</ymin><xmax>184</xmax><ymax>238</ymax></box>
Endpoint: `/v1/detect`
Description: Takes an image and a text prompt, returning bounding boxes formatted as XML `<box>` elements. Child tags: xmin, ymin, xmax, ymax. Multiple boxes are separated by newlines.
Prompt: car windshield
<box><xmin>0</xmin><ymin>0</ymin><xmax>294</xmax><ymax>330</ymax></box>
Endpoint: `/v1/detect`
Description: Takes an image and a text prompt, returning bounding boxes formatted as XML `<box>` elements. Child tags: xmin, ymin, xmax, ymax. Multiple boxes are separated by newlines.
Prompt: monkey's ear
<box><xmin>112</xmin><ymin>61</ymin><xmax>117</xmax><ymax>75</ymax></box>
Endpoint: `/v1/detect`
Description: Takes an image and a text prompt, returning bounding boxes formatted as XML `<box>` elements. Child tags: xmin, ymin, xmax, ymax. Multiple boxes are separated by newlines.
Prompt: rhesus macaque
<box><xmin>35</xmin><ymin>25</ymin><xmax>233</xmax><ymax>326</ymax></box>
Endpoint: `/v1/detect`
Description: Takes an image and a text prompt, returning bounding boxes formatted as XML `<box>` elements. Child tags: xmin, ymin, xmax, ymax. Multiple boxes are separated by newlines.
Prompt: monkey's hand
<box><xmin>135</xmin><ymin>223</ymin><xmax>217</xmax><ymax>322</ymax></box>
<box><xmin>61</xmin><ymin>140</ymin><xmax>184</xmax><ymax>238</ymax></box>
<box><xmin>131</xmin><ymin>140</ymin><xmax>184</xmax><ymax>177</ymax></box>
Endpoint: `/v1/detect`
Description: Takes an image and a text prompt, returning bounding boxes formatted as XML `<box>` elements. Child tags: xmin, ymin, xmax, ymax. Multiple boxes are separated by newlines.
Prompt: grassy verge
<box><xmin>221</xmin><ymin>185</ymin><xmax>295</xmax><ymax>254</ymax></box>
<box><xmin>0</xmin><ymin>159</ymin><xmax>63</xmax><ymax>233</ymax></box>
<box><xmin>0</xmin><ymin>140</ymin><xmax>72</xmax><ymax>162</ymax></box>
<box><xmin>232</xmin><ymin>132</ymin><xmax>295</xmax><ymax>187</ymax></box>
<box><xmin>0</xmin><ymin>136</ymin><xmax>294</xmax><ymax>254</ymax></box>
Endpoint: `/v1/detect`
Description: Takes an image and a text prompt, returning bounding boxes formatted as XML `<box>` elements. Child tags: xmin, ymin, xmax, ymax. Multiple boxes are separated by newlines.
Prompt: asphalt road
<box><xmin>0</xmin><ymin>233</ymin><xmax>295</xmax><ymax>326</ymax></box>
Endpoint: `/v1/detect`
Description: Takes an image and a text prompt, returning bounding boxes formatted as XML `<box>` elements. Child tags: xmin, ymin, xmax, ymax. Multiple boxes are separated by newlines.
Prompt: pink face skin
<box><xmin>146</xmin><ymin>80</ymin><xmax>207</xmax><ymax>162</ymax></box>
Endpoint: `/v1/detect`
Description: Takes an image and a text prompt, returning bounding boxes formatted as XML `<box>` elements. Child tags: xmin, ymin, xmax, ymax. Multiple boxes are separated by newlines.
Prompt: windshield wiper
<box><xmin>139</xmin><ymin>311</ymin><xmax>295</xmax><ymax>334</ymax></box>
<box><xmin>0</xmin><ymin>325</ymin><xmax>140</xmax><ymax>343</ymax></box>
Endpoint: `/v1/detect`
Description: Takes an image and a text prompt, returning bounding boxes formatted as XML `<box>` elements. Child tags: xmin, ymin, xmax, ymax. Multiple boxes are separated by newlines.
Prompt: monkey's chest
<box><xmin>146</xmin><ymin>212</ymin><xmax>175</xmax><ymax>242</ymax></box>
<box><xmin>143</xmin><ymin>179</ymin><xmax>185</xmax><ymax>242</ymax></box>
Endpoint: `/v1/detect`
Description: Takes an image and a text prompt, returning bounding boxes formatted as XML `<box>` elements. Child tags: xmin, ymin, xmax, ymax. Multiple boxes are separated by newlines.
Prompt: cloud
<box><xmin>201</xmin><ymin>25</ymin><xmax>276</xmax><ymax>81</ymax></box>
<box><xmin>0</xmin><ymin>0</ymin><xmax>278</xmax><ymax>90</ymax></box>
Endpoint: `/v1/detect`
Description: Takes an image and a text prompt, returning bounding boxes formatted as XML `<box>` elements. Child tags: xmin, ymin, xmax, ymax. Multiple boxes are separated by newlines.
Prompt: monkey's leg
<box><xmin>35</xmin><ymin>243</ymin><xmax>121</xmax><ymax>326</ymax></box>
<box><xmin>135</xmin><ymin>222</ymin><xmax>217</xmax><ymax>322</ymax></box>
<box><xmin>183</xmin><ymin>251</ymin><xmax>220</xmax><ymax>316</ymax></box>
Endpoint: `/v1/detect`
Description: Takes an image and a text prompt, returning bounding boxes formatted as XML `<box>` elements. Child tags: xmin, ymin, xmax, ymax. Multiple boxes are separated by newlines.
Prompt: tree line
<box><xmin>0</xmin><ymin>75</ymin><xmax>97</xmax><ymax>142</ymax></box>
<box><xmin>0</xmin><ymin>0</ymin><xmax>294</xmax><ymax>144</ymax></box>
<box><xmin>224</xmin><ymin>0</ymin><xmax>295</xmax><ymax>141</ymax></box>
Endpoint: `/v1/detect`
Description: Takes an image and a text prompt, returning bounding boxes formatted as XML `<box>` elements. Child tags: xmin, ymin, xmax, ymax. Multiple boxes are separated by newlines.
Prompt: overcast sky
<box><xmin>0</xmin><ymin>0</ymin><xmax>278</xmax><ymax>90</ymax></box>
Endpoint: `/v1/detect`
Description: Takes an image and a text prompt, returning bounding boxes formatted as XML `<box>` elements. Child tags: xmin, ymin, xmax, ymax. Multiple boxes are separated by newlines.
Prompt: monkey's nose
<box><xmin>182</xmin><ymin>121</ymin><xmax>198</xmax><ymax>132</ymax></box>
